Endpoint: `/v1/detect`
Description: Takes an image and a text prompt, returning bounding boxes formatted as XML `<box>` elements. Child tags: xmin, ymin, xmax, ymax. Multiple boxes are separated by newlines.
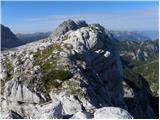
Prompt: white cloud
<box><xmin>14</xmin><ymin>7</ymin><xmax>158</xmax><ymax>33</ymax></box>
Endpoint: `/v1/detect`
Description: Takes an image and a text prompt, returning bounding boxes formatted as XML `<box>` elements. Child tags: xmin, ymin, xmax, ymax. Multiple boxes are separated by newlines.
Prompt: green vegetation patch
<box><xmin>0</xmin><ymin>80</ymin><xmax>5</xmax><ymax>89</ymax></box>
<box><xmin>5</xmin><ymin>62</ymin><xmax>13</xmax><ymax>81</ymax></box>
<box><xmin>42</xmin><ymin>69</ymin><xmax>73</xmax><ymax>91</ymax></box>
<box><xmin>33</xmin><ymin>44</ymin><xmax>62</xmax><ymax>66</ymax></box>
<box><xmin>62</xmin><ymin>35</ymin><xmax>70</xmax><ymax>41</ymax></box>
<box><xmin>123</xmin><ymin>67</ymin><xmax>143</xmax><ymax>90</ymax></box>
<box><xmin>32</xmin><ymin>44</ymin><xmax>73</xmax><ymax>91</ymax></box>
<box><xmin>133</xmin><ymin>59</ymin><xmax>159</xmax><ymax>96</ymax></box>
<box><xmin>89</xmin><ymin>25</ymin><xmax>97</xmax><ymax>31</ymax></box>
<box><xmin>66</xmin><ymin>80</ymin><xmax>82</xmax><ymax>95</ymax></box>
<box><xmin>52</xmin><ymin>44</ymin><xmax>62</xmax><ymax>51</ymax></box>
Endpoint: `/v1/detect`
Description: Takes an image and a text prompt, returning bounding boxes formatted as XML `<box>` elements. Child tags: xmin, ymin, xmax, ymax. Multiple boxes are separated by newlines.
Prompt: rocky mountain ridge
<box><xmin>119</xmin><ymin>40</ymin><xmax>159</xmax><ymax>61</ymax></box>
<box><xmin>0</xmin><ymin>20</ymin><xmax>157</xmax><ymax>119</ymax></box>
<box><xmin>1</xmin><ymin>24</ymin><xmax>24</xmax><ymax>49</ymax></box>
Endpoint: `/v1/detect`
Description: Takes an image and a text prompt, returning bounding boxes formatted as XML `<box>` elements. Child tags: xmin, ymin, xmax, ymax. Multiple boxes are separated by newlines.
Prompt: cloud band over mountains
<box><xmin>9</xmin><ymin>7</ymin><xmax>160</xmax><ymax>33</ymax></box>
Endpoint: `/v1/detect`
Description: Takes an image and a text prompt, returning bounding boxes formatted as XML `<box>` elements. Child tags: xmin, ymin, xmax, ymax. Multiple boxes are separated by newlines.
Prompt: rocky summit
<box><xmin>0</xmin><ymin>20</ymin><xmax>157</xmax><ymax>119</ymax></box>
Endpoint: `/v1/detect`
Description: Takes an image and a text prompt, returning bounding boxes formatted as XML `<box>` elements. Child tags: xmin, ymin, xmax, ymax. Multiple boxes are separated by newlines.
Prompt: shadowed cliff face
<box><xmin>1</xmin><ymin>24</ymin><xmax>24</xmax><ymax>49</ymax></box>
<box><xmin>0</xmin><ymin>20</ymin><xmax>157</xmax><ymax>119</ymax></box>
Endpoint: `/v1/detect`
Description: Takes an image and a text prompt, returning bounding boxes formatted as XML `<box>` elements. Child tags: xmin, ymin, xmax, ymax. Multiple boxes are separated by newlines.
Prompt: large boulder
<box><xmin>94</xmin><ymin>107</ymin><xmax>133</xmax><ymax>119</ymax></box>
<box><xmin>3</xmin><ymin>80</ymin><xmax>40</xmax><ymax>104</ymax></box>
<box><xmin>50</xmin><ymin>93</ymin><xmax>83</xmax><ymax>115</ymax></box>
<box><xmin>30</xmin><ymin>101</ymin><xmax>62</xmax><ymax>119</ymax></box>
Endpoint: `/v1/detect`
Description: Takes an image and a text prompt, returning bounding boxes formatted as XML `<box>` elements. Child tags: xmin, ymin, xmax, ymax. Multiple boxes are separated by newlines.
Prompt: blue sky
<box><xmin>1</xmin><ymin>1</ymin><xmax>159</xmax><ymax>33</ymax></box>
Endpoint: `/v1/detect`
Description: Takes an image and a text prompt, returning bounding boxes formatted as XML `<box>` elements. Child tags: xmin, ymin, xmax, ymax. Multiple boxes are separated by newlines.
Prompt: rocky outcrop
<box><xmin>0</xmin><ymin>20</ymin><xmax>157</xmax><ymax>119</ymax></box>
<box><xmin>50</xmin><ymin>19</ymin><xmax>88</xmax><ymax>39</ymax></box>
<box><xmin>50</xmin><ymin>19</ymin><xmax>78</xmax><ymax>39</ymax></box>
<box><xmin>1</xmin><ymin>99</ymin><xmax>62</xmax><ymax>119</ymax></box>
<box><xmin>30</xmin><ymin>101</ymin><xmax>62</xmax><ymax>119</ymax></box>
<box><xmin>3</xmin><ymin>80</ymin><xmax>40</xmax><ymax>104</ymax></box>
<box><xmin>60</xmin><ymin>23</ymin><xmax>125</xmax><ymax>109</ymax></box>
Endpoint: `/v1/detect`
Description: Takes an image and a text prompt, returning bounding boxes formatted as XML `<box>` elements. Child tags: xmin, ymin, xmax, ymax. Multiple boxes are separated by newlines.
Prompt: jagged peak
<box><xmin>50</xmin><ymin>19</ymin><xmax>78</xmax><ymax>38</ymax></box>
<box><xmin>50</xmin><ymin>20</ymin><xmax>89</xmax><ymax>38</ymax></box>
<box><xmin>50</xmin><ymin>20</ymin><xmax>112</xmax><ymax>39</ymax></box>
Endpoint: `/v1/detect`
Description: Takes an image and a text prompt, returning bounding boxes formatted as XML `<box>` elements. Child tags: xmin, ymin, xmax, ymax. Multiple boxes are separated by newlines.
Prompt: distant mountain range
<box><xmin>119</xmin><ymin>39</ymin><xmax>159</xmax><ymax>61</ymax></box>
<box><xmin>16</xmin><ymin>32</ymin><xmax>51</xmax><ymax>43</ymax></box>
<box><xmin>140</xmin><ymin>31</ymin><xmax>159</xmax><ymax>40</ymax></box>
<box><xmin>16</xmin><ymin>30</ymin><xmax>158</xmax><ymax>43</ymax></box>
<box><xmin>111</xmin><ymin>30</ymin><xmax>158</xmax><ymax>41</ymax></box>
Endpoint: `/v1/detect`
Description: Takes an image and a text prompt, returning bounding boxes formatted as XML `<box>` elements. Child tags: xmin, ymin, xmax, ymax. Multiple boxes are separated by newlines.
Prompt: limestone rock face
<box><xmin>94</xmin><ymin>107</ymin><xmax>133</xmax><ymax>119</ymax></box>
<box><xmin>3</xmin><ymin>80</ymin><xmax>40</xmax><ymax>104</ymax></box>
<box><xmin>0</xmin><ymin>65</ymin><xmax>7</xmax><ymax>81</ymax></box>
<box><xmin>50</xmin><ymin>19</ymin><xmax>89</xmax><ymax>40</ymax></box>
<box><xmin>50</xmin><ymin>19</ymin><xmax>78</xmax><ymax>38</ymax></box>
<box><xmin>60</xmin><ymin>95</ymin><xmax>82</xmax><ymax>115</ymax></box>
<box><xmin>30</xmin><ymin>101</ymin><xmax>62</xmax><ymax>119</ymax></box>
<box><xmin>62</xmin><ymin>23</ymin><xmax>124</xmax><ymax>108</ymax></box>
